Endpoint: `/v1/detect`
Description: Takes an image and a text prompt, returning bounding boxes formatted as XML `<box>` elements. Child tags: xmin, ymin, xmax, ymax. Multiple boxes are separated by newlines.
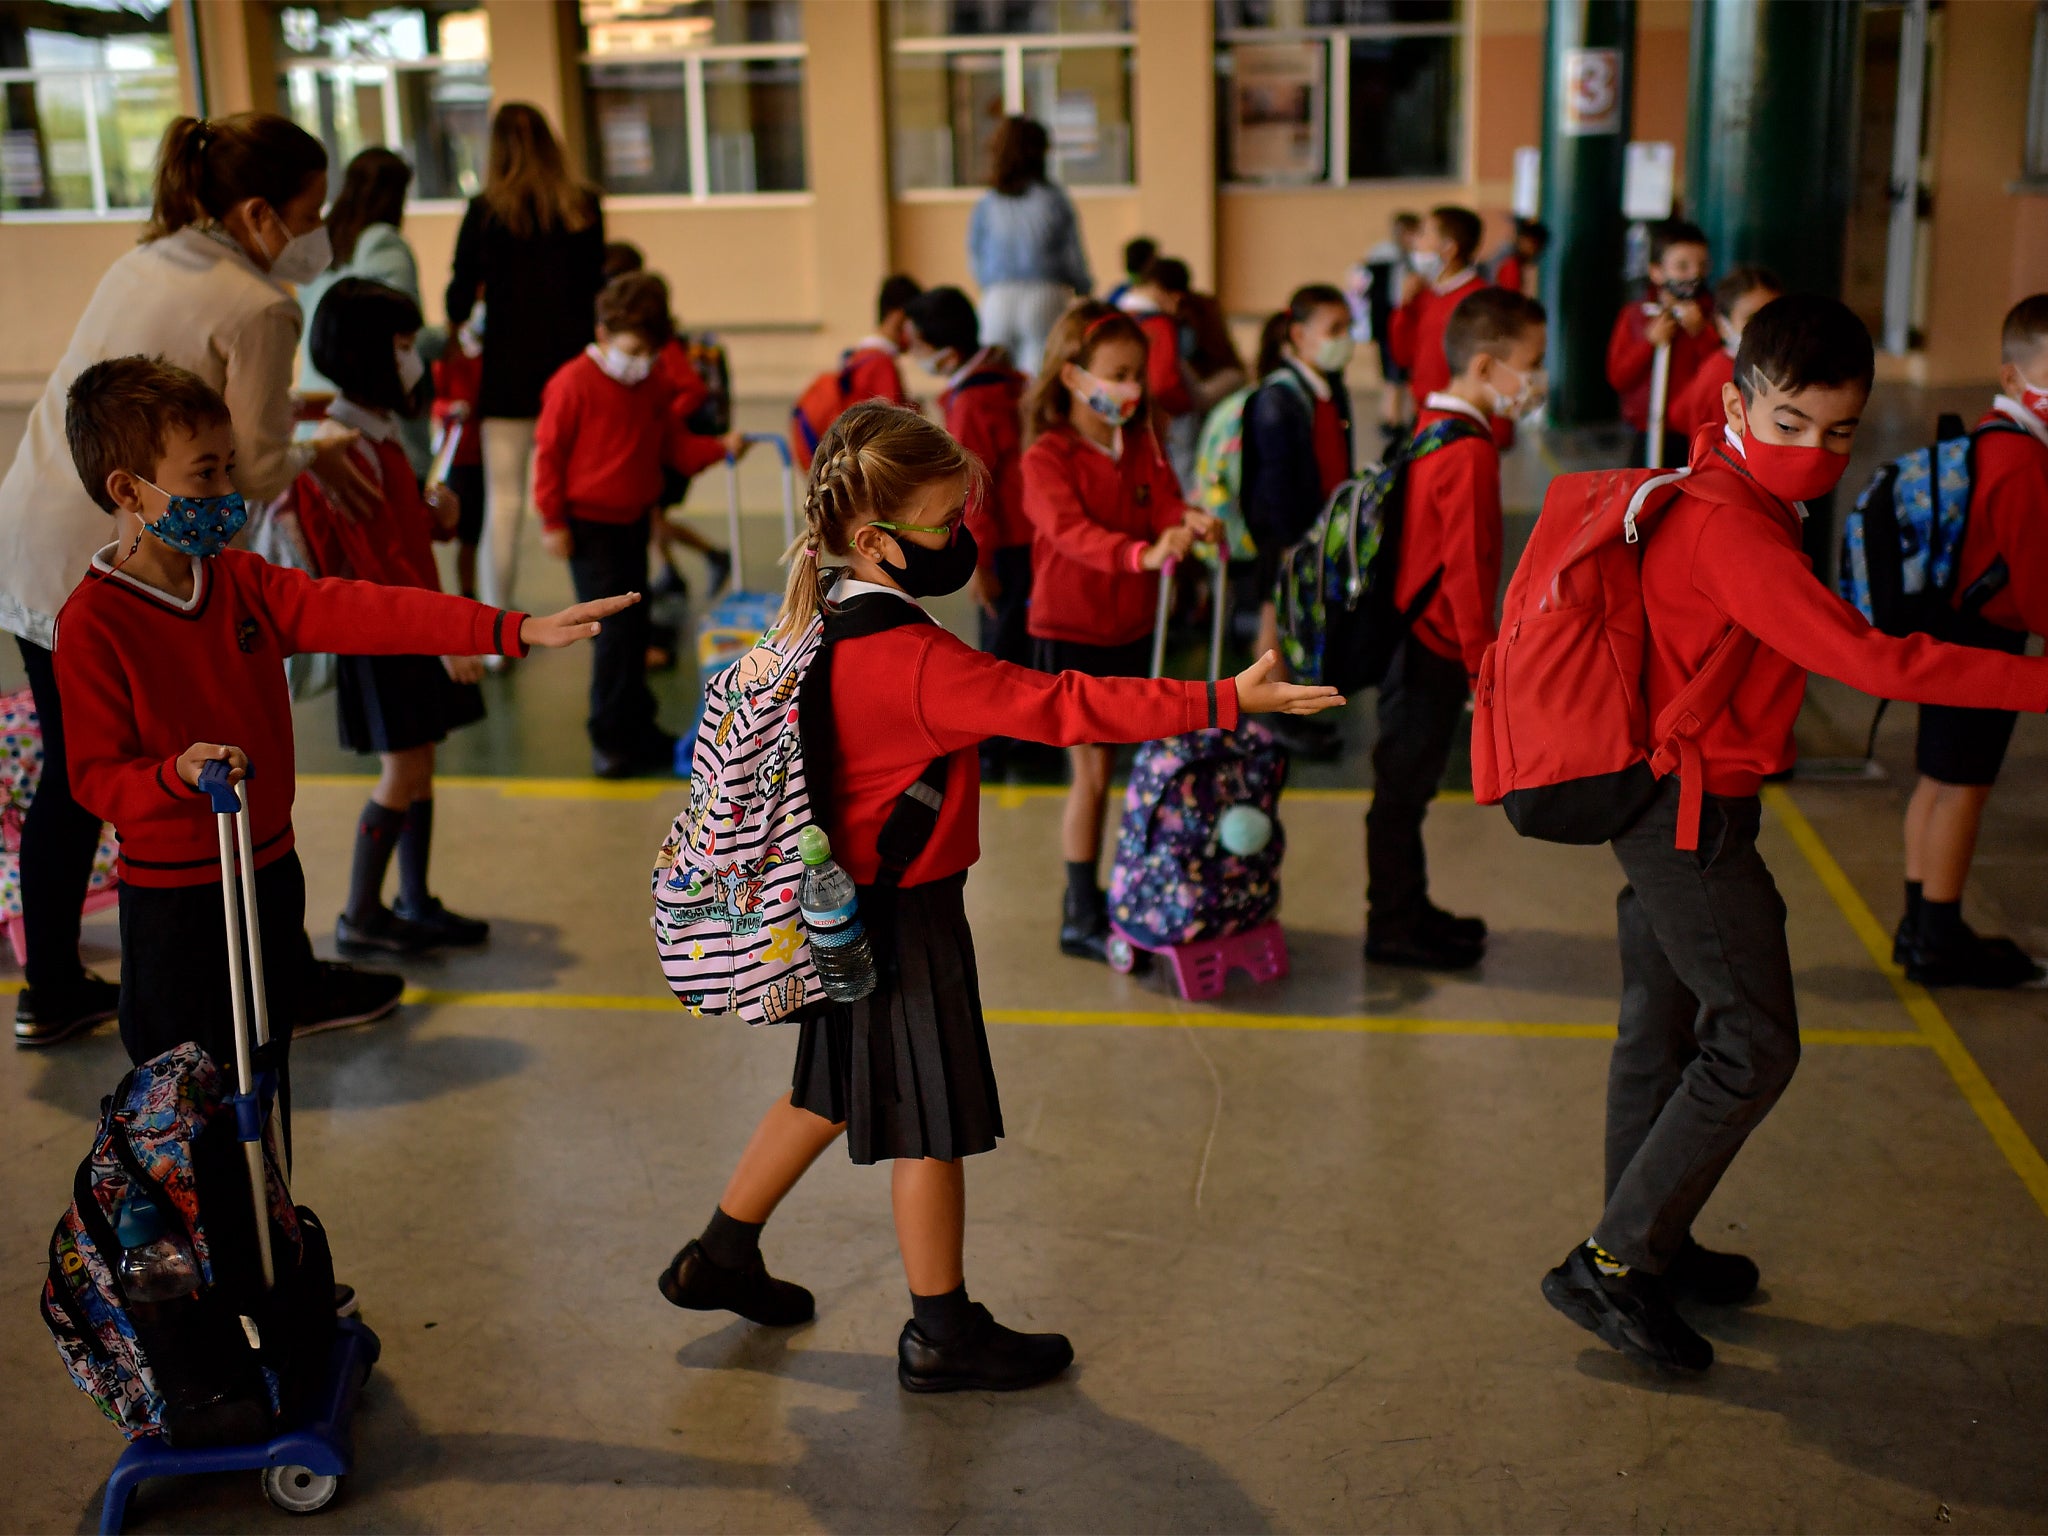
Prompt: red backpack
<box><xmin>1471</xmin><ymin>465</ymin><xmax>1757</xmax><ymax>852</ymax></box>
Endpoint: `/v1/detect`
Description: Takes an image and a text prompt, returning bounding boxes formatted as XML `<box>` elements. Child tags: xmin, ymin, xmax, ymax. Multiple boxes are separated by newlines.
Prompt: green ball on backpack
<box><xmin>1218</xmin><ymin>804</ymin><xmax>1272</xmax><ymax>857</ymax></box>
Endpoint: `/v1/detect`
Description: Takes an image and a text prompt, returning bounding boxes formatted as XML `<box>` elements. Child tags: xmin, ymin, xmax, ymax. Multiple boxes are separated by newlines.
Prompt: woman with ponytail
<box><xmin>0</xmin><ymin>111</ymin><xmax>387</xmax><ymax>1048</ymax></box>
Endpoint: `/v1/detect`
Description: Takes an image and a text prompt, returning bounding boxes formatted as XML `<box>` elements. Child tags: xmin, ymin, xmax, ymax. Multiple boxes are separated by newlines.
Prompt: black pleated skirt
<box><xmin>335</xmin><ymin>653</ymin><xmax>486</xmax><ymax>755</ymax></box>
<box><xmin>790</xmin><ymin>872</ymin><xmax>1004</xmax><ymax>1165</ymax></box>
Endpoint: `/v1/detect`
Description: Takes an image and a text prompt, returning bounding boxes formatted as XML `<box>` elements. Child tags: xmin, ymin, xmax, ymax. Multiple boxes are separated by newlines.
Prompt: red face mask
<box><xmin>2014</xmin><ymin>369</ymin><xmax>2048</xmax><ymax>428</ymax></box>
<box><xmin>1739</xmin><ymin>410</ymin><xmax>1851</xmax><ymax>504</ymax></box>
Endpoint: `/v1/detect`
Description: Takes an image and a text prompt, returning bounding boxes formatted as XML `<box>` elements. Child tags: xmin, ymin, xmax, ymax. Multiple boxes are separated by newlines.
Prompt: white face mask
<box><xmin>1313</xmin><ymin>334</ymin><xmax>1355</xmax><ymax>373</ymax></box>
<box><xmin>260</xmin><ymin>218</ymin><xmax>332</xmax><ymax>285</ymax></box>
<box><xmin>1487</xmin><ymin>362</ymin><xmax>1548</xmax><ymax>421</ymax></box>
<box><xmin>1411</xmin><ymin>250</ymin><xmax>1445</xmax><ymax>283</ymax></box>
<box><xmin>395</xmin><ymin>341</ymin><xmax>425</xmax><ymax>395</ymax></box>
<box><xmin>594</xmin><ymin>342</ymin><xmax>653</xmax><ymax>386</ymax></box>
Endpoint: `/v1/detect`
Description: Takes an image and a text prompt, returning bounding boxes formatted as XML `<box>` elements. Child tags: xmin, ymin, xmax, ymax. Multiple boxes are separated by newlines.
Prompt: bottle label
<box><xmin>809</xmin><ymin>919</ymin><xmax>866</xmax><ymax>948</ymax></box>
<box><xmin>802</xmin><ymin>898</ymin><xmax>858</xmax><ymax>932</ymax></box>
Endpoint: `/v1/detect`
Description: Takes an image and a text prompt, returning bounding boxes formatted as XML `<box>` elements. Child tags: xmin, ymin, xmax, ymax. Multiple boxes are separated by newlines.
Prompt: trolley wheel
<box><xmin>1106</xmin><ymin>934</ymin><xmax>1137</xmax><ymax>974</ymax></box>
<box><xmin>262</xmin><ymin>1465</ymin><xmax>340</xmax><ymax>1514</ymax></box>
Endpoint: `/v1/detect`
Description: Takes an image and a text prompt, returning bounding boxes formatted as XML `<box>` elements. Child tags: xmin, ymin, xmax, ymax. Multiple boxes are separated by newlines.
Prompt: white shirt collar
<box><xmin>1992</xmin><ymin>395</ymin><xmax>2048</xmax><ymax>450</ymax></box>
<box><xmin>832</xmin><ymin>573</ymin><xmax>923</xmax><ymax>610</ymax></box>
<box><xmin>856</xmin><ymin>334</ymin><xmax>899</xmax><ymax>357</ymax></box>
<box><xmin>90</xmin><ymin>541</ymin><xmax>206</xmax><ymax>612</ymax></box>
<box><xmin>946</xmin><ymin>347</ymin><xmax>996</xmax><ymax>391</ymax></box>
<box><xmin>1075</xmin><ymin>424</ymin><xmax>1124</xmax><ymax>462</ymax></box>
<box><xmin>1424</xmin><ymin>391</ymin><xmax>1488</xmax><ymax>426</ymax></box>
<box><xmin>1434</xmin><ymin>267</ymin><xmax>1481</xmax><ymax>297</ymax></box>
<box><xmin>327</xmin><ymin>398</ymin><xmax>397</xmax><ymax>442</ymax></box>
<box><xmin>1284</xmin><ymin>351</ymin><xmax>1332</xmax><ymax>402</ymax></box>
<box><xmin>1116</xmin><ymin>291</ymin><xmax>1162</xmax><ymax>316</ymax></box>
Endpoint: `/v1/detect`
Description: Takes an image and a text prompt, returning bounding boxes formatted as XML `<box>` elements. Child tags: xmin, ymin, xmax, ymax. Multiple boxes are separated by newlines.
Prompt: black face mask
<box><xmin>877</xmin><ymin>521</ymin><xmax>979</xmax><ymax>598</ymax></box>
<box><xmin>1664</xmin><ymin>275</ymin><xmax>1704</xmax><ymax>301</ymax></box>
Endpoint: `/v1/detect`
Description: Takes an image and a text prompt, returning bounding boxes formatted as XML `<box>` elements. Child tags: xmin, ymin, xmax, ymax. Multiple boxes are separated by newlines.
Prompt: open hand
<box><xmin>520</xmin><ymin>593</ymin><xmax>640</xmax><ymax>649</ymax></box>
<box><xmin>1141</xmin><ymin>525</ymin><xmax>1196</xmax><ymax>571</ymax></box>
<box><xmin>177</xmin><ymin>742</ymin><xmax>248</xmax><ymax>790</ymax></box>
<box><xmin>1234</xmin><ymin>650</ymin><xmax>1345</xmax><ymax>716</ymax></box>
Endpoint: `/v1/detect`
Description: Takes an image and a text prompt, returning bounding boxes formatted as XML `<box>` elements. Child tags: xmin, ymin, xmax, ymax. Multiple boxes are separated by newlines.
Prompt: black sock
<box><xmin>1922</xmin><ymin>897</ymin><xmax>1965</xmax><ymax>946</ymax></box>
<box><xmin>699</xmin><ymin>1207</ymin><xmax>763</xmax><ymax>1271</ymax></box>
<box><xmin>911</xmin><ymin>1283</ymin><xmax>976</xmax><ymax>1343</ymax></box>
<box><xmin>1064</xmin><ymin>860</ymin><xmax>1099</xmax><ymax>907</ymax></box>
<box><xmin>397</xmin><ymin>798</ymin><xmax>435</xmax><ymax>911</ymax></box>
<box><xmin>346</xmin><ymin>801</ymin><xmax>406</xmax><ymax>924</ymax></box>
<box><xmin>1904</xmin><ymin>880</ymin><xmax>1923</xmax><ymax>930</ymax></box>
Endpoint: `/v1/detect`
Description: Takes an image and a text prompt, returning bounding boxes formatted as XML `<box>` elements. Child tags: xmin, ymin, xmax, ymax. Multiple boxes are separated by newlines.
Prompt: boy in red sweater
<box><xmin>54</xmin><ymin>356</ymin><xmax>628</xmax><ymax>1083</ymax></box>
<box><xmin>1540</xmin><ymin>297</ymin><xmax>2048</xmax><ymax>1375</ymax></box>
<box><xmin>903</xmin><ymin>285</ymin><xmax>1034</xmax><ymax>775</ymax></box>
<box><xmin>1369</xmin><ymin>288</ymin><xmax>1545</xmax><ymax>971</ymax></box>
<box><xmin>1606</xmin><ymin>219</ymin><xmax>1721</xmax><ymax>468</ymax></box>
<box><xmin>534</xmin><ymin>272</ymin><xmax>746</xmax><ymax>778</ymax></box>
<box><xmin>1387</xmin><ymin>205</ymin><xmax>1487</xmax><ymax>405</ymax></box>
<box><xmin>1896</xmin><ymin>294</ymin><xmax>2048</xmax><ymax>987</ymax></box>
<box><xmin>1668</xmin><ymin>264</ymin><xmax>1781</xmax><ymax>444</ymax></box>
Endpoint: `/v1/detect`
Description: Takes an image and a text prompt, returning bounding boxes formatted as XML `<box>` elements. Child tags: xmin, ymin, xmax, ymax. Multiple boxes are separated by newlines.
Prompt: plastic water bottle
<box><xmin>114</xmin><ymin>1193</ymin><xmax>199</xmax><ymax>1304</ymax></box>
<box><xmin>797</xmin><ymin>825</ymin><xmax>877</xmax><ymax>1002</ymax></box>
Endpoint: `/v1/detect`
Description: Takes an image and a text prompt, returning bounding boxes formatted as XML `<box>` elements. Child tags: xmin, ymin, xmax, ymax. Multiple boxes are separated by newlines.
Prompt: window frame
<box><xmin>0</xmin><ymin>54</ymin><xmax>182</xmax><ymax>221</ymax></box>
<box><xmin>888</xmin><ymin>26</ymin><xmax>1138</xmax><ymax>199</ymax></box>
<box><xmin>1216</xmin><ymin>9</ymin><xmax>1465</xmax><ymax>190</ymax></box>
<box><xmin>578</xmin><ymin>32</ymin><xmax>810</xmax><ymax>206</ymax></box>
<box><xmin>2025</xmin><ymin>0</ymin><xmax>2048</xmax><ymax>185</ymax></box>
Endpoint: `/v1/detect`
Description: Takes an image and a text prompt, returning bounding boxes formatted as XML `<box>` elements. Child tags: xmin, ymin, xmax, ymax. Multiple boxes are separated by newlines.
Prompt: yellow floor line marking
<box><xmin>1766</xmin><ymin>784</ymin><xmax>2048</xmax><ymax>1221</ymax></box>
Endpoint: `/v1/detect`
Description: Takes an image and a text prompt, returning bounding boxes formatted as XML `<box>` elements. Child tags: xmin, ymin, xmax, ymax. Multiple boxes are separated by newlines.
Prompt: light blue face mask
<box><xmin>137</xmin><ymin>478</ymin><xmax>248</xmax><ymax>558</ymax></box>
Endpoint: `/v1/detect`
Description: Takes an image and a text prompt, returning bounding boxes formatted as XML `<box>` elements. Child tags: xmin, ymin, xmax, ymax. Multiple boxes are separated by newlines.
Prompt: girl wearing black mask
<box><xmin>658</xmin><ymin>401</ymin><xmax>1342</xmax><ymax>1395</ymax></box>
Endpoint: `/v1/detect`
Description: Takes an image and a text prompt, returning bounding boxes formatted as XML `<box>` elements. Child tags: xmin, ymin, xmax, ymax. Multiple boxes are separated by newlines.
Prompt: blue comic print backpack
<box><xmin>652</xmin><ymin>586</ymin><xmax>946</xmax><ymax>1024</ymax></box>
<box><xmin>1108</xmin><ymin>719</ymin><xmax>1290</xmax><ymax>949</ymax></box>
<box><xmin>1839</xmin><ymin>414</ymin><xmax>2027</xmax><ymax>637</ymax></box>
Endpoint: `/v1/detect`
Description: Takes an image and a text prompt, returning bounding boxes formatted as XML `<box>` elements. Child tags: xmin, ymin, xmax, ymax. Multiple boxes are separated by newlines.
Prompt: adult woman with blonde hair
<box><xmin>0</xmin><ymin>111</ymin><xmax>394</xmax><ymax>1046</ymax></box>
<box><xmin>967</xmin><ymin>116</ymin><xmax>1092</xmax><ymax>372</ymax></box>
<box><xmin>446</xmin><ymin>102</ymin><xmax>606</xmax><ymax>617</ymax></box>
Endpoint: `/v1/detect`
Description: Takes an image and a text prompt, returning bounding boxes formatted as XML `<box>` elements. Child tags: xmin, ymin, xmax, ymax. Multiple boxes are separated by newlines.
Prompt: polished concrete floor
<box><xmin>3</xmin><ymin>395</ymin><xmax>2046</xmax><ymax>1533</ymax></box>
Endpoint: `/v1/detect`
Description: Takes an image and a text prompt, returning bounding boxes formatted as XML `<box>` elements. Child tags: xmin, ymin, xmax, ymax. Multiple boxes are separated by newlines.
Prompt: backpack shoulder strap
<box><xmin>1646</xmin><ymin>624</ymin><xmax>1760</xmax><ymax>852</ymax></box>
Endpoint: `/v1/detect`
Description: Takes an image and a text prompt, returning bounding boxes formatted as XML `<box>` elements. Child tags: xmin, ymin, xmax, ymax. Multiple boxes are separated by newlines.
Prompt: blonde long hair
<box><xmin>774</xmin><ymin>402</ymin><xmax>984</xmax><ymax>639</ymax></box>
<box><xmin>482</xmin><ymin>103</ymin><xmax>596</xmax><ymax>238</ymax></box>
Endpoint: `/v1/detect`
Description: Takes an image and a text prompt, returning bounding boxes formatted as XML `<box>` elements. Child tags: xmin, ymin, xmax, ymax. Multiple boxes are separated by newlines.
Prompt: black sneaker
<box><xmin>1665</xmin><ymin>1237</ymin><xmax>1760</xmax><ymax>1306</ymax></box>
<box><xmin>1059</xmin><ymin>888</ymin><xmax>1109</xmax><ymax>964</ymax></box>
<box><xmin>335</xmin><ymin>906</ymin><xmax>436</xmax><ymax>957</ymax></box>
<box><xmin>1901</xmin><ymin>923</ymin><xmax>2045</xmax><ymax>988</ymax></box>
<box><xmin>1420</xmin><ymin>903</ymin><xmax>1488</xmax><ymax>949</ymax></box>
<box><xmin>897</xmin><ymin>1303</ymin><xmax>1074</xmax><ymax>1393</ymax></box>
<box><xmin>298</xmin><ymin>962</ymin><xmax>405</xmax><ymax>1037</ymax></box>
<box><xmin>392</xmin><ymin>895</ymin><xmax>490</xmax><ymax>948</ymax></box>
<box><xmin>1365</xmin><ymin>926</ymin><xmax>1483</xmax><ymax>971</ymax></box>
<box><xmin>659</xmin><ymin>1240</ymin><xmax>814</xmax><ymax>1326</ymax></box>
<box><xmin>14</xmin><ymin>972</ymin><xmax>119</xmax><ymax>1047</ymax></box>
<box><xmin>1540</xmin><ymin>1245</ymin><xmax>1713</xmax><ymax>1373</ymax></box>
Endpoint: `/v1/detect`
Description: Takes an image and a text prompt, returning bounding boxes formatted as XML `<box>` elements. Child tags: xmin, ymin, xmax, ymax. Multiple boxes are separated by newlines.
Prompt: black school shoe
<box><xmin>1901</xmin><ymin>921</ymin><xmax>2045</xmax><ymax>988</ymax></box>
<box><xmin>897</xmin><ymin>1304</ymin><xmax>1074</xmax><ymax>1393</ymax></box>
<box><xmin>1540</xmin><ymin>1245</ymin><xmax>1713</xmax><ymax>1373</ymax></box>
<box><xmin>1665</xmin><ymin>1237</ymin><xmax>1760</xmax><ymax>1306</ymax></box>
<box><xmin>14</xmin><ymin>972</ymin><xmax>120</xmax><ymax>1047</ymax></box>
<box><xmin>336</xmin><ymin>906</ymin><xmax>437</xmax><ymax>957</ymax></box>
<box><xmin>659</xmin><ymin>1240</ymin><xmax>814</xmax><ymax>1327</ymax></box>
<box><xmin>1059</xmin><ymin>887</ymin><xmax>1110</xmax><ymax>963</ymax></box>
<box><xmin>298</xmin><ymin>961</ymin><xmax>406</xmax><ymax>1037</ymax></box>
<box><xmin>1420</xmin><ymin>903</ymin><xmax>1488</xmax><ymax>949</ymax></box>
<box><xmin>393</xmin><ymin>895</ymin><xmax>490</xmax><ymax>948</ymax></box>
<box><xmin>1365</xmin><ymin>924</ymin><xmax>1483</xmax><ymax>971</ymax></box>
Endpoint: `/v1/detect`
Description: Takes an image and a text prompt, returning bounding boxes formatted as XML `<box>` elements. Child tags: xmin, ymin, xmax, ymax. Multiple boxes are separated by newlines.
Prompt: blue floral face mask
<box><xmin>136</xmin><ymin>478</ymin><xmax>248</xmax><ymax>558</ymax></box>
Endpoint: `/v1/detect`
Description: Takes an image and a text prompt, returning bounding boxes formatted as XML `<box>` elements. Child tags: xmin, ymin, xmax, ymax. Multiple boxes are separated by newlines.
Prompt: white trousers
<box><xmin>979</xmin><ymin>280</ymin><xmax>1075</xmax><ymax>376</ymax></box>
<box><xmin>480</xmin><ymin>416</ymin><xmax>537</xmax><ymax>613</ymax></box>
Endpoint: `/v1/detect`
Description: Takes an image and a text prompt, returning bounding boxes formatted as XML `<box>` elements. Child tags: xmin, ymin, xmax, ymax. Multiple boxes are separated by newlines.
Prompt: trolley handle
<box><xmin>1149</xmin><ymin>543</ymin><xmax>1231</xmax><ymax>685</ymax></box>
<box><xmin>195</xmin><ymin>754</ymin><xmax>248</xmax><ymax>814</ymax></box>
<box><xmin>720</xmin><ymin>434</ymin><xmax>802</xmax><ymax>592</ymax></box>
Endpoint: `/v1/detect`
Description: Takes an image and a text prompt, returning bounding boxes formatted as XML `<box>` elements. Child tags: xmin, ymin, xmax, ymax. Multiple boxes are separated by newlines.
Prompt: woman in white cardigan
<box><xmin>0</xmin><ymin>111</ymin><xmax>378</xmax><ymax>1047</ymax></box>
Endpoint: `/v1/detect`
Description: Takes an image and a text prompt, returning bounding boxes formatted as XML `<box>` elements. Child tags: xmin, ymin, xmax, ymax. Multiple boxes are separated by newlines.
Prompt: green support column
<box><xmin>1539</xmin><ymin>0</ymin><xmax>1636</xmax><ymax>429</ymax></box>
<box><xmin>1686</xmin><ymin>0</ymin><xmax>1860</xmax><ymax>298</ymax></box>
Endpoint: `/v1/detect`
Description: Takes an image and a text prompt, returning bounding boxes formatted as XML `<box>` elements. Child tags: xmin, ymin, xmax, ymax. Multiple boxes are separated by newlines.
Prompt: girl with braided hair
<box><xmin>660</xmin><ymin>400</ymin><xmax>1342</xmax><ymax>1393</ymax></box>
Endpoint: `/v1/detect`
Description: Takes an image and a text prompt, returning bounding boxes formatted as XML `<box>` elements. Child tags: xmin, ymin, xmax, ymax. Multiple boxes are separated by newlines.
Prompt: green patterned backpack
<box><xmin>1189</xmin><ymin>369</ymin><xmax>1309</xmax><ymax>564</ymax></box>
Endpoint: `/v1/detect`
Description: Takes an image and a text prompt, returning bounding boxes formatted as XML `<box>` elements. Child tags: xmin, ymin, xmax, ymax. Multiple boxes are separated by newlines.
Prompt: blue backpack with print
<box><xmin>1839</xmin><ymin>414</ymin><xmax>2027</xmax><ymax>636</ymax></box>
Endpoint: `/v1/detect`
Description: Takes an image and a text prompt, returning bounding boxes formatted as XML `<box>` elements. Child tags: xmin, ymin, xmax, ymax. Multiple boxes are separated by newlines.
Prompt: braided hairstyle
<box><xmin>774</xmin><ymin>400</ymin><xmax>984</xmax><ymax>639</ymax></box>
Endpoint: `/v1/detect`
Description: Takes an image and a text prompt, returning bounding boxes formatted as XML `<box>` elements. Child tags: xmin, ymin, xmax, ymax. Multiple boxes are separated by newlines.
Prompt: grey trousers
<box><xmin>1593</xmin><ymin>778</ymin><xmax>1802</xmax><ymax>1272</ymax></box>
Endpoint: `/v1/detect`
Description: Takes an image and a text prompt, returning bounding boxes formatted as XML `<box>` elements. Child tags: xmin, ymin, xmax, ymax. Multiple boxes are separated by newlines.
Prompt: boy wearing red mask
<box><xmin>1541</xmin><ymin>296</ymin><xmax>2048</xmax><ymax>1376</ymax></box>
<box><xmin>1896</xmin><ymin>294</ymin><xmax>2048</xmax><ymax>987</ymax></box>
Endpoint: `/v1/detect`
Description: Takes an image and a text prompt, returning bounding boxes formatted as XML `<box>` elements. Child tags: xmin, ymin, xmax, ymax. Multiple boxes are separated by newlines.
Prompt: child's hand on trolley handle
<box><xmin>1235</xmin><ymin>651</ymin><xmax>1345</xmax><ymax>717</ymax></box>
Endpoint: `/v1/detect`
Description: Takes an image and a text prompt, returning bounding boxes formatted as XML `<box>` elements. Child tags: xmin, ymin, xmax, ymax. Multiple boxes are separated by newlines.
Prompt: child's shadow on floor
<box><xmin>312</xmin><ymin>916</ymin><xmax>578</xmax><ymax>998</ymax></box>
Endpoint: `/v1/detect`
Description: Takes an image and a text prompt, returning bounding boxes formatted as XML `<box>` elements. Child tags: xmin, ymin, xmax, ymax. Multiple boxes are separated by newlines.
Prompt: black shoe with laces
<box><xmin>659</xmin><ymin>1240</ymin><xmax>814</xmax><ymax>1326</ymax></box>
<box><xmin>14</xmin><ymin>972</ymin><xmax>120</xmax><ymax>1047</ymax></box>
<box><xmin>299</xmin><ymin>961</ymin><xmax>405</xmax><ymax>1037</ymax></box>
<box><xmin>1365</xmin><ymin>925</ymin><xmax>1483</xmax><ymax>971</ymax></box>
<box><xmin>393</xmin><ymin>895</ymin><xmax>490</xmax><ymax>948</ymax></box>
<box><xmin>1665</xmin><ymin>1236</ymin><xmax>1760</xmax><ymax>1306</ymax></box>
<box><xmin>1540</xmin><ymin>1245</ymin><xmax>1713</xmax><ymax>1373</ymax></box>
<box><xmin>1059</xmin><ymin>887</ymin><xmax>1110</xmax><ymax>963</ymax></box>
<box><xmin>897</xmin><ymin>1304</ymin><xmax>1074</xmax><ymax>1393</ymax></box>
<box><xmin>336</xmin><ymin>906</ymin><xmax>436</xmax><ymax>957</ymax></box>
<box><xmin>1901</xmin><ymin>920</ymin><xmax>2045</xmax><ymax>988</ymax></box>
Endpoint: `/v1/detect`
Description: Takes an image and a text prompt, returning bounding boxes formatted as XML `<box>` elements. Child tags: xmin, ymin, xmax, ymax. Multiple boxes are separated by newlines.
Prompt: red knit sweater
<box><xmin>1956</xmin><ymin>408</ymin><xmax>2048</xmax><ymax>637</ymax></box>
<box><xmin>1387</xmin><ymin>268</ymin><xmax>1485</xmax><ymax>402</ymax></box>
<box><xmin>1021</xmin><ymin>424</ymin><xmax>1187</xmax><ymax>647</ymax></box>
<box><xmin>1397</xmin><ymin>403</ymin><xmax>1503</xmax><ymax>678</ymax></box>
<box><xmin>1645</xmin><ymin>428</ymin><xmax>2048</xmax><ymax>795</ymax></box>
<box><xmin>826</xmin><ymin>614</ymin><xmax>1239</xmax><ymax>886</ymax></box>
<box><xmin>1606</xmin><ymin>298</ymin><xmax>1723</xmax><ymax>433</ymax></box>
<box><xmin>56</xmin><ymin>549</ymin><xmax>526</xmax><ymax>887</ymax></box>
<box><xmin>533</xmin><ymin>351</ymin><xmax>729</xmax><ymax>529</ymax></box>
<box><xmin>941</xmin><ymin>359</ymin><xmax>1031</xmax><ymax>559</ymax></box>
<box><xmin>292</xmin><ymin>434</ymin><xmax>445</xmax><ymax>591</ymax></box>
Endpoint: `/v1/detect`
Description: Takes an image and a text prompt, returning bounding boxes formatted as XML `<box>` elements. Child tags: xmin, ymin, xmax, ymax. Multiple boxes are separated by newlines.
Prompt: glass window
<box><xmin>1216</xmin><ymin>0</ymin><xmax>1461</xmax><ymax>185</ymax></box>
<box><xmin>273</xmin><ymin>3</ymin><xmax>491</xmax><ymax>202</ymax></box>
<box><xmin>886</xmin><ymin>0</ymin><xmax>1134</xmax><ymax>192</ymax></box>
<box><xmin>578</xmin><ymin>0</ymin><xmax>807</xmax><ymax>197</ymax></box>
<box><xmin>1</xmin><ymin>0</ymin><xmax>181</xmax><ymax>218</ymax></box>
<box><xmin>2028</xmin><ymin>1</ymin><xmax>2048</xmax><ymax>183</ymax></box>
